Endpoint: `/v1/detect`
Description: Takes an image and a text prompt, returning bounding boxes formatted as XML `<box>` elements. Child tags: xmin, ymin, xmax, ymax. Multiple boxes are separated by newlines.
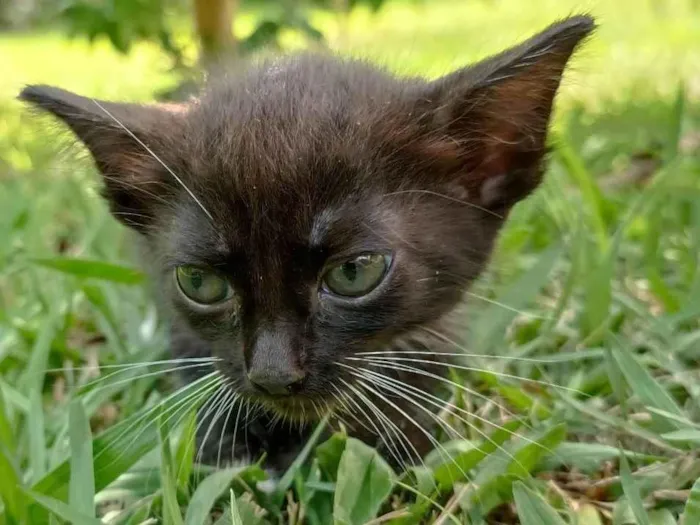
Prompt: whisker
<box><xmin>78</xmin><ymin>362</ymin><xmax>217</xmax><ymax>396</ymax></box>
<box><xmin>47</xmin><ymin>357</ymin><xmax>220</xmax><ymax>374</ymax></box>
<box><xmin>216</xmin><ymin>392</ymin><xmax>239</xmax><ymax>469</ymax></box>
<box><xmin>350</xmin><ymin>361</ymin><xmax>568</xmax><ymax>467</ymax></box>
<box><xmin>333</xmin><ymin>383</ymin><xmax>406</xmax><ymax>467</ymax></box>
<box><xmin>353</xmin><ymin>375</ymin><xmax>471</xmax><ymax>484</ymax></box>
<box><xmin>381</xmin><ymin>189</ymin><xmax>503</xmax><ymax>219</ymax></box>
<box><xmin>170</xmin><ymin>385</ymin><xmax>225</xmax><ymax>482</ymax></box>
<box><xmin>354</xmin><ymin>356</ymin><xmax>588</xmax><ymax>396</ymax></box>
<box><xmin>243</xmin><ymin>400</ymin><xmax>252</xmax><ymax>458</ymax></box>
<box><xmin>91</xmin><ymin>99</ymin><xmax>214</xmax><ymax>221</ymax></box>
<box><xmin>351</xmin><ymin>365</ymin><xmax>535</xmax><ymax>477</ymax></box>
<box><xmin>353</xmin><ymin>350</ymin><xmax>571</xmax><ymax>364</ymax></box>
<box><xmin>192</xmin><ymin>384</ymin><xmax>230</xmax><ymax>467</ymax></box>
<box><xmin>95</xmin><ymin>372</ymin><xmax>221</xmax><ymax>467</ymax></box>
<box><xmin>196</xmin><ymin>390</ymin><xmax>238</xmax><ymax>482</ymax></box>
<box><xmin>463</xmin><ymin>290</ymin><xmax>552</xmax><ymax>320</ymax></box>
<box><xmin>330</xmin><ymin>385</ymin><xmax>376</xmax><ymax>437</ymax></box>
<box><xmin>338</xmin><ymin>378</ymin><xmax>415</xmax><ymax>474</ymax></box>
<box><xmin>230</xmin><ymin>398</ymin><xmax>245</xmax><ymax>463</ymax></box>
<box><xmin>350</xmin><ymin>357</ymin><xmax>534</xmax><ymax>430</ymax></box>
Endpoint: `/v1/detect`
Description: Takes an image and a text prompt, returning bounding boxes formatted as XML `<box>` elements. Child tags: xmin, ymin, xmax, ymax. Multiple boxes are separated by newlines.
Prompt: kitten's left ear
<box><xmin>423</xmin><ymin>15</ymin><xmax>595</xmax><ymax>212</ymax></box>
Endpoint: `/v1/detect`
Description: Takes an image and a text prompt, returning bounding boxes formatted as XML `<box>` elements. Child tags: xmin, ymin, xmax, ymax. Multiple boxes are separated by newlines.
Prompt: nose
<box><xmin>248</xmin><ymin>369</ymin><xmax>305</xmax><ymax>396</ymax></box>
<box><xmin>246</xmin><ymin>321</ymin><xmax>306</xmax><ymax>396</ymax></box>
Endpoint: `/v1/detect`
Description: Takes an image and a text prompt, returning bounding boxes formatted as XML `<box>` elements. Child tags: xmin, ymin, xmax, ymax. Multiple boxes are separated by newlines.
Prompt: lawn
<box><xmin>1</xmin><ymin>0</ymin><xmax>700</xmax><ymax>523</ymax></box>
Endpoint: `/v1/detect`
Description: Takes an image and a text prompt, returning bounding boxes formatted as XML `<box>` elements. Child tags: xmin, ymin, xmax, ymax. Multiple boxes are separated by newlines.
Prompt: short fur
<box><xmin>20</xmin><ymin>16</ymin><xmax>594</xmax><ymax>471</ymax></box>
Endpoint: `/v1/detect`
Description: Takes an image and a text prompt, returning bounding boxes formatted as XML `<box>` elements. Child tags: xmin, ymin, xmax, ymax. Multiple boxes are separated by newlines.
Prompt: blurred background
<box><xmin>1</xmin><ymin>1</ymin><xmax>700</xmax><ymax>524</ymax></box>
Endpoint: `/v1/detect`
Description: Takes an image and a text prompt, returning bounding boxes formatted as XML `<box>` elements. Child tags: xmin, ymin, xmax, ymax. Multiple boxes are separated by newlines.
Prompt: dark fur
<box><xmin>19</xmin><ymin>16</ymin><xmax>594</xmax><ymax>471</ymax></box>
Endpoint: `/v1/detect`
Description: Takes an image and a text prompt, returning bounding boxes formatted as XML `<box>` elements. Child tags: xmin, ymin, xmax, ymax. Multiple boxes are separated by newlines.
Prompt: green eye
<box><xmin>175</xmin><ymin>266</ymin><xmax>232</xmax><ymax>305</ymax></box>
<box><xmin>323</xmin><ymin>254</ymin><xmax>392</xmax><ymax>298</ymax></box>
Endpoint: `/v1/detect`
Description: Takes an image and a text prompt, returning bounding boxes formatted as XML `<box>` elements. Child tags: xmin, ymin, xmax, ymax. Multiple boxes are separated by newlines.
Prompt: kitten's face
<box><xmin>21</xmin><ymin>16</ymin><xmax>593</xmax><ymax>420</ymax></box>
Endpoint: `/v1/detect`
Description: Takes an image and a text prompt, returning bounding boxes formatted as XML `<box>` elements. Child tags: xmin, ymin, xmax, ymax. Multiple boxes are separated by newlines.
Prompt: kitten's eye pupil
<box><xmin>323</xmin><ymin>254</ymin><xmax>391</xmax><ymax>298</ymax></box>
<box><xmin>175</xmin><ymin>266</ymin><xmax>232</xmax><ymax>305</ymax></box>
<box><xmin>341</xmin><ymin>262</ymin><xmax>358</xmax><ymax>282</ymax></box>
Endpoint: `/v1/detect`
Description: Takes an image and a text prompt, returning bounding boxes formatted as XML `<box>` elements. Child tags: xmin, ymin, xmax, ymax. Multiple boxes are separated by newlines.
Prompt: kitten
<box><xmin>20</xmin><ymin>16</ymin><xmax>594</xmax><ymax>472</ymax></box>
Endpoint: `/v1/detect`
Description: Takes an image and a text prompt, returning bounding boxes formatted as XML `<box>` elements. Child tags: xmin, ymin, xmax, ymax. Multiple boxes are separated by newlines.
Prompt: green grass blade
<box><xmin>274</xmin><ymin>416</ymin><xmax>328</xmax><ymax>507</ymax></box>
<box><xmin>20</xmin><ymin>321</ymin><xmax>55</xmax><ymax>396</ymax></box>
<box><xmin>430</xmin><ymin>420</ymin><xmax>523</xmax><ymax>491</ymax></box>
<box><xmin>230</xmin><ymin>489</ymin><xmax>244</xmax><ymax>525</ymax></box>
<box><xmin>648</xmin><ymin>509</ymin><xmax>677</xmax><ymax>525</ymax></box>
<box><xmin>0</xmin><ymin>447</ymin><xmax>27</xmax><ymax>523</ymax></box>
<box><xmin>513</xmin><ymin>482</ymin><xmax>567</xmax><ymax>525</ymax></box>
<box><xmin>660</xmin><ymin>429</ymin><xmax>700</xmax><ymax>445</ymax></box>
<box><xmin>24</xmin><ymin>490</ymin><xmax>103</xmax><ymax>525</ymax></box>
<box><xmin>0</xmin><ymin>388</ymin><xmax>15</xmax><ymax>456</ymax></box>
<box><xmin>612</xmin><ymin>338</ymin><xmax>684</xmax><ymax>430</ymax></box>
<box><xmin>619</xmin><ymin>449</ymin><xmax>651</xmax><ymax>525</ymax></box>
<box><xmin>175</xmin><ymin>410</ymin><xmax>197</xmax><ymax>491</ymax></box>
<box><xmin>28</xmin><ymin>390</ymin><xmax>47</xmax><ymax>483</ymax></box>
<box><xmin>32</xmin><ymin>257</ymin><xmax>145</xmax><ymax>285</ymax></box>
<box><xmin>473</xmin><ymin>244</ymin><xmax>561</xmax><ymax>351</ymax></box>
<box><xmin>681</xmin><ymin>476</ymin><xmax>700</xmax><ymax>524</ymax></box>
<box><xmin>69</xmin><ymin>399</ymin><xmax>95</xmax><ymax>518</ymax></box>
<box><xmin>184</xmin><ymin>468</ymin><xmax>239</xmax><ymax>525</ymax></box>
<box><xmin>555</xmin><ymin>136</ymin><xmax>609</xmax><ymax>251</ymax></box>
<box><xmin>29</xmin><ymin>375</ymin><xmax>219</xmax><ymax>521</ymax></box>
<box><xmin>159</xmin><ymin>411</ymin><xmax>184</xmax><ymax>525</ymax></box>
<box><xmin>507</xmin><ymin>423</ymin><xmax>568</xmax><ymax>478</ymax></box>
<box><xmin>333</xmin><ymin>437</ymin><xmax>396</xmax><ymax>525</ymax></box>
<box><xmin>664</xmin><ymin>82</ymin><xmax>685</xmax><ymax>162</ymax></box>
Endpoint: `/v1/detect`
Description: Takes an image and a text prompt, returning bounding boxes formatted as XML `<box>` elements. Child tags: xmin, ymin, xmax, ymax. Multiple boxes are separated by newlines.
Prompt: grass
<box><xmin>1</xmin><ymin>0</ymin><xmax>700</xmax><ymax>523</ymax></box>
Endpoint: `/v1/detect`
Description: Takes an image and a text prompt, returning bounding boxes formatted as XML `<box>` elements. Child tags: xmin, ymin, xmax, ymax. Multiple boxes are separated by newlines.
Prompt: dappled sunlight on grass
<box><xmin>1</xmin><ymin>0</ymin><xmax>700</xmax><ymax>523</ymax></box>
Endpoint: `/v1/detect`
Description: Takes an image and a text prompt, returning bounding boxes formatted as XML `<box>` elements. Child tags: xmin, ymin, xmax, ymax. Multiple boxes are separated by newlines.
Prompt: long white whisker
<box><xmin>330</xmin><ymin>385</ymin><xmax>376</xmax><ymax>436</ymax></box>
<box><xmin>466</xmin><ymin>290</ymin><xmax>552</xmax><ymax>320</ymax></box>
<box><xmin>192</xmin><ymin>385</ymin><xmax>229</xmax><ymax>466</ymax></box>
<box><xmin>353</xmin><ymin>356</ymin><xmax>588</xmax><ymax>396</ymax></box>
<box><xmin>334</xmin><ymin>383</ymin><xmax>406</xmax><ymax>467</ymax></box>
<box><xmin>353</xmin><ymin>350</ymin><xmax>567</xmax><ymax>364</ymax></box>
<box><xmin>216</xmin><ymin>392</ymin><xmax>239</xmax><ymax>469</ymax></box>
<box><xmin>381</xmin><ymin>189</ymin><xmax>503</xmax><ymax>219</ymax></box>
<box><xmin>96</xmin><ymin>372</ymin><xmax>220</xmax><ymax>466</ymax></box>
<box><xmin>47</xmin><ymin>357</ymin><xmax>220</xmax><ymax>374</ymax></box>
<box><xmin>91</xmin><ymin>99</ymin><xmax>214</xmax><ymax>221</ymax></box>
<box><xmin>80</xmin><ymin>362</ymin><xmax>217</xmax><ymax>396</ymax></box>
<box><xmin>230</xmin><ymin>399</ymin><xmax>245</xmax><ymax>462</ymax></box>
<box><xmin>196</xmin><ymin>390</ymin><xmax>237</xmax><ymax>482</ymax></box>
<box><xmin>351</xmin><ymin>375</ymin><xmax>470</xmax><ymax>483</ymax></box>
<box><xmin>351</xmin><ymin>361</ymin><xmax>567</xmax><ymax>466</ymax></box>
<box><xmin>359</xmin><ymin>358</ymin><xmax>532</xmax><ymax>426</ymax></box>
<box><xmin>339</xmin><ymin>378</ymin><xmax>414</xmax><ymax>473</ymax></box>
<box><xmin>351</xmin><ymin>369</ymin><xmax>482</xmax><ymax>491</ymax></box>
<box><xmin>352</xmin><ymin>365</ymin><xmax>534</xmax><ymax>478</ymax></box>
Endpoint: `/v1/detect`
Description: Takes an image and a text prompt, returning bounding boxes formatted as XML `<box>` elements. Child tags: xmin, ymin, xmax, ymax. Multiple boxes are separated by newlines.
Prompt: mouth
<box><xmin>256</xmin><ymin>395</ymin><xmax>335</xmax><ymax>423</ymax></box>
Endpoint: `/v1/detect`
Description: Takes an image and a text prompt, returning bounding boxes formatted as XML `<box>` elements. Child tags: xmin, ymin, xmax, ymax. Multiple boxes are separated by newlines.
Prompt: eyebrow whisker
<box><xmin>91</xmin><ymin>98</ymin><xmax>214</xmax><ymax>221</ymax></box>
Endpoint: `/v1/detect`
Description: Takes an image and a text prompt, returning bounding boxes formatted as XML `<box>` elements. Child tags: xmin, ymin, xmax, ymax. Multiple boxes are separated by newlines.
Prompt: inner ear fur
<box><xmin>18</xmin><ymin>85</ymin><xmax>187</xmax><ymax>231</ymax></box>
<box><xmin>422</xmin><ymin>15</ymin><xmax>595</xmax><ymax>212</ymax></box>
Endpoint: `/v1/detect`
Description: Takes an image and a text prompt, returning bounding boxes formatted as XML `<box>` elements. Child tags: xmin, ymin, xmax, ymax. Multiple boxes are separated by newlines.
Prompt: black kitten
<box><xmin>20</xmin><ymin>16</ymin><xmax>594</xmax><ymax>472</ymax></box>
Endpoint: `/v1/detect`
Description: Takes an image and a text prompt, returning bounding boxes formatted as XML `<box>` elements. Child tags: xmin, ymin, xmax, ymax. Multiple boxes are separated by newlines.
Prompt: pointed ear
<box><xmin>18</xmin><ymin>85</ymin><xmax>187</xmax><ymax>232</ymax></box>
<box><xmin>422</xmin><ymin>15</ymin><xmax>595</xmax><ymax>212</ymax></box>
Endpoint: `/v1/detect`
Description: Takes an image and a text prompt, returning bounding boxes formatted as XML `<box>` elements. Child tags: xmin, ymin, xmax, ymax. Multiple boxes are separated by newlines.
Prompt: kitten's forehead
<box><xmin>184</xmin><ymin>55</ymin><xmax>410</xmax><ymax>177</ymax></box>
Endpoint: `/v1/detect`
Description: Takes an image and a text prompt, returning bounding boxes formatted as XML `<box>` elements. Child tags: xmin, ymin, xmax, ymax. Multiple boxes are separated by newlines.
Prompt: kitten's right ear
<box><xmin>19</xmin><ymin>85</ymin><xmax>185</xmax><ymax>232</ymax></box>
<box><xmin>415</xmin><ymin>16</ymin><xmax>594</xmax><ymax>214</ymax></box>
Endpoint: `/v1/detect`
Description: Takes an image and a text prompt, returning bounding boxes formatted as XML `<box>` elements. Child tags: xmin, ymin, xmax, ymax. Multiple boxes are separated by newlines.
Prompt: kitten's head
<box><xmin>20</xmin><ymin>17</ymin><xmax>593</xmax><ymax>420</ymax></box>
